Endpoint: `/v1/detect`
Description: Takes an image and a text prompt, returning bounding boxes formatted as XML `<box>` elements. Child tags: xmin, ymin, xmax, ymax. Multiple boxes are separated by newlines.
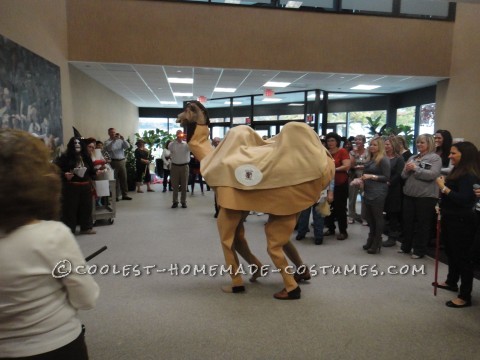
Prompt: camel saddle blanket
<box><xmin>200</xmin><ymin>122</ymin><xmax>333</xmax><ymax>190</ymax></box>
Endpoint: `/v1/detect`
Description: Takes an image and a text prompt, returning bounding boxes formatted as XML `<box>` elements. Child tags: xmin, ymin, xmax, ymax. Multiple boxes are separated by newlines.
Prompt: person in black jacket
<box><xmin>435</xmin><ymin>141</ymin><xmax>480</xmax><ymax>308</ymax></box>
<box><xmin>55</xmin><ymin>137</ymin><xmax>97</xmax><ymax>234</ymax></box>
<box><xmin>134</xmin><ymin>139</ymin><xmax>154</xmax><ymax>193</ymax></box>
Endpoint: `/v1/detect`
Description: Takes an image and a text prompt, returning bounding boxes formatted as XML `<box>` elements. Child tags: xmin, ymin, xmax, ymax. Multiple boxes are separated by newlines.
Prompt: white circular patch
<box><xmin>234</xmin><ymin>164</ymin><xmax>263</xmax><ymax>187</ymax></box>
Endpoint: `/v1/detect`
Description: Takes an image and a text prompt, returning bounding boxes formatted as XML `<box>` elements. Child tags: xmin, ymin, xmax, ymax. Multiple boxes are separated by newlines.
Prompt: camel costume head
<box><xmin>177</xmin><ymin>101</ymin><xmax>334</xmax><ymax>300</ymax></box>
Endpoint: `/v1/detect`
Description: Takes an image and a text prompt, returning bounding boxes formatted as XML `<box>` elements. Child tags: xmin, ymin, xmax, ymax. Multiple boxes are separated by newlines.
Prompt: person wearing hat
<box><xmin>134</xmin><ymin>139</ymin><xmax>154</xmax><ymax>193</ymax></box>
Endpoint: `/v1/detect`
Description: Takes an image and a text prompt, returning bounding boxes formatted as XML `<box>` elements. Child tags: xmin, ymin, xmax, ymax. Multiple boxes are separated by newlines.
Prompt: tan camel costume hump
<box><xmin>178</xmin><ymin>101</ymin><xmax>334</xmax><ymax>299</ymax></box>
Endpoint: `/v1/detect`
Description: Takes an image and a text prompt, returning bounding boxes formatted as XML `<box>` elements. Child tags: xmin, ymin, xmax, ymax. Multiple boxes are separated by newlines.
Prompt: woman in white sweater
<box><xmin>0</xmin><ymin>129</ymin><xmax>99</xmax><ymax>359</ymax></box>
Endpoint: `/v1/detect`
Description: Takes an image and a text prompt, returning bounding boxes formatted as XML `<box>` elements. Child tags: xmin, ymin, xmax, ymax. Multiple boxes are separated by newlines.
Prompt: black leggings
<box><xmin>0</xmin><ymin>329</ymin><xmax>89</xmax><ymax>360</ymax></box>
<box><xmin>324</xmin><ymin>182</ymin><xmax>349</xmax><ymax>234</ymax></box>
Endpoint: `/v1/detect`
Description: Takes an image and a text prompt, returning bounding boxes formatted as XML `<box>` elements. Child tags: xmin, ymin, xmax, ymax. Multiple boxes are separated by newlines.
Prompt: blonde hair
<box><xmin>385</xmin><ymin>136</ymin><xmax>400</xmax><ymax>157</ymax></box>
<box><xmin>416</xmin><ymin>134</ymin><xmax>436</xmax><ymax>153</ymax></box>
<box><xmin>369</xmin><ymin>137</ymin><xmax>386</xmax><ymax>166</ymax></box>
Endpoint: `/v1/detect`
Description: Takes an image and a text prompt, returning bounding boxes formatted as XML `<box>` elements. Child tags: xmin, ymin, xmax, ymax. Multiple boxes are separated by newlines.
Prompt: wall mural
<box><xmin>0</xmin><ymin>34</ymin><xmax>63</xmax><ymax>156</ymax></box>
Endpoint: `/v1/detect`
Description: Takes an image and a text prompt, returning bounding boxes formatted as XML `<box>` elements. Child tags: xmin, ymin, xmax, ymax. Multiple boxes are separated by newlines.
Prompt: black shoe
<box><xmin>446</xmin><ymin>299</ymin><xmax>471</xmax><ymax>308</ymax></box>
<box><xmin>382</xmin><ymin>239</ymin><xmax>397</xmax><ymax>247</ymax></box>
<box><xmin>315</xmin><ymin>238</ymin><xmax>323</xmax><ymax>245</ymax></box>
<box><xmin>296</xmin><ymin>234</ymin><xmax>306</xmax><ymax>241</ymax></box>
<box><xmin>171</xmin><ymin>202</ymin><xmax>178</xmax><ymax>208</ymax></box>
<box><xmin>162</xmin><ymin>189</ymin><xmax>167</xmax><ymax>193</ymax></box>
<box><xmin>181</xmin><ymin>203</ymin><xmax>187</xmax><ymax>208</ymax></box>
<box><xmin>274</xmin><ymin>286</ymin><xmax>301</xmax><ymax>300</ymax></box>
<box><xmin>432</xmin><ymin>282</ymin><xmax>459</xmax><ymax>292</ymax></box>
<box><xmin>122</xmin><ymin>196</ymin><xmax>132</xmax><ymax>200</ymax></box>
<box><xmin>323</xmin><ymin>230</ymin><xmax>335</xmax><ymax>236</ymax></box>
<box><xmin>116</xmin><ymin>198</ymin><xmax>120</xmax><ymax>202</ymax></box>
<box><xmin>337</xmin><ymin>233</ymin><xmax>348</xmax><ymax>240</ymax></box>
<box><xmin>367</xmin><ymin>247</ymin><xmax>381</xmax><ymax>254</ymax></box>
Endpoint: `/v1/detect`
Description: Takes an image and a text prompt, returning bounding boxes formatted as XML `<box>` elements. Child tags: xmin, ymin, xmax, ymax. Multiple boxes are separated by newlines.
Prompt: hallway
<box><xmin>77</xmin><ymin>185</ymin><xmax>480</xmax><ymax>360</ymax></box>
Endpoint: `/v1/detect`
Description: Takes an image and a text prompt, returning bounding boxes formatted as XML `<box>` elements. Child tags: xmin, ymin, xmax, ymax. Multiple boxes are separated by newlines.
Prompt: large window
<box><xmin>419</xmin><ymin>103</ymin><xmax>435</xmax><ymax>135</ymax></box>
<box><xmin>328</xmin><ymin>112</ymin><xmax>346</xmax><ymax>124</ymax></box>
<box><xmin>396</xmin><ymin>106</ymin><xmax>415</xmax><ymax>129</ymax></box>
<box><xmin>348</xmin><ymin>110</ymin><xmax>387</xmax><ymax>138</ymax></box>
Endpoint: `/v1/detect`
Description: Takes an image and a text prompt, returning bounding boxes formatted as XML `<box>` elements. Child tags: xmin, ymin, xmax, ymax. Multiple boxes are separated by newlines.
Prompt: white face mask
<box><xmin>74</xmin><ymin>139</ymin><xmax>81</xmax><ymax>153</ymax></box>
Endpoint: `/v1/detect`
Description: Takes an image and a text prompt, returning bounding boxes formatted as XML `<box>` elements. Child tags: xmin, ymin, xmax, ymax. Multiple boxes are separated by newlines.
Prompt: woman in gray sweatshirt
<box><xmin>399</xmin><ymin>134</ymin><xmax>442</xmax><ymax>259</ymax></box>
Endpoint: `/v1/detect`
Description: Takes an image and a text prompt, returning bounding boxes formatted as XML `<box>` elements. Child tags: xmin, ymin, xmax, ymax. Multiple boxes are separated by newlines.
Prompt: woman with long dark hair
<box><xmin>434</xmin><ymin>129</ymin><xmax>453</xmax><ymax>174</ymax></box>
<box><xmin>55</xmin><ymin>137</ymin><xmax>97</xmax><ymax>235</ymax></box>
<box><xmin>435</xmin><ymin>142</ymin><xmax>480</xmax><ymax>308</ymax></box>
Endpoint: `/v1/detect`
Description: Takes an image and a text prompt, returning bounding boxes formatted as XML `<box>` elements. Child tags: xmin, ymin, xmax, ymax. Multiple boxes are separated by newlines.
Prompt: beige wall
<box><xmin>0</xmin><ymin>0</ymin><xmax>138</xmax><ymax>143</ymax></box>
<box><xmin>435</xmin><ymin>3</ymin><xmax>480</xmax><ymax>145</ymax></box>
<box><xmin>66</xmin><ymin>0</ymin><xmax>452</xmax><ymax>77</ymax></box>
<box><xmin>69</xmin><ymin>65</ymin><xmax>138</xmax><ymax>141</ymax></box>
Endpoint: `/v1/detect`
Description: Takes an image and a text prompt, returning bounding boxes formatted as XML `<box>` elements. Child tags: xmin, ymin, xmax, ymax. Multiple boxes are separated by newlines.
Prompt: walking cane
<box><xmin>433</xmin><ymin>210</ymin><xmax>441</xmax><ymax>296</ymax></box>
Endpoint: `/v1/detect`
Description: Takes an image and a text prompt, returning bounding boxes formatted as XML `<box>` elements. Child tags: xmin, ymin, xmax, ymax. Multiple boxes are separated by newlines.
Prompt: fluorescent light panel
<box><xmin>160</xmin><ymin>101</ymin><xmax>177</xmax><ymax>105</ymax></box>
<box><xmin>262</xmin><ymin>97</ymin><xmax>282</xmax><ymax>102</ymax></box>
<box><xmin>168</xmin><ymin>77</ymin><xmax>194</xmax><ymax>84</ymax></box>
<box><xmin>224</xmin><ymin>101</ymin><xmax>243</xmax><ymax>105</ymax></box>
<box><xmin>285</xmin><ymin>1</ymin><xmax>302</xmax><ymax>8</ymax></box>
<box><xmin>263</xmin><ymin>81</ymin><xmax>291</xmax><ymax>88</ymax></box>
<box><xmin>350</xmin><ymin>85</ymin><xmax>381</xmax><ymax>90</ymax></box>
<box><xmin>173</xmin><ymin>92</ymin><xmax>193</xmax><ymax>97</ymax></box>
<box><xmin>288</xmin><ymin>103</ymin><xmax>304</xmax><ymax>106</ymax></box>
<box><xmin>214</xmin><ymin>87</ymin><xmax>237</xmax><ymax>93</ymax></box>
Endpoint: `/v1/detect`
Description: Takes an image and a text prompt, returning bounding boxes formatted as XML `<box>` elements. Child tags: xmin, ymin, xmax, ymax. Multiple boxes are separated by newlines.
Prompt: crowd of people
<box><xmin>293</xmin><ymin>128</ymin><xmax>480</xmax><ymax>309</ymax></box>
<box><xmin>1</xmin><ymin>122</ymin><xmax>480</xmax><ymax>357</ymax></box>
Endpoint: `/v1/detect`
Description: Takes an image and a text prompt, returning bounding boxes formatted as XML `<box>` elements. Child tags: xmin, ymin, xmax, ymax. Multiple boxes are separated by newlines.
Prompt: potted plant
<box><xmin>125</xmin><ymin>129</ymin><xmax>175</xmax><ymax>189</ymax></box>
<box><xmin>382</xmin><ymin>124</ymin><xmax>414</xmax><ymax>148</ymax></box>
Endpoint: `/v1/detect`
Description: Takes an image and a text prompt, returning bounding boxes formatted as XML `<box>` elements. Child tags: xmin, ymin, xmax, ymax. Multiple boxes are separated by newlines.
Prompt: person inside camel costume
<box><xmin>178</xmin><ymin>101</ymin><xmax>334</xmax><ymax>300</ymax></box>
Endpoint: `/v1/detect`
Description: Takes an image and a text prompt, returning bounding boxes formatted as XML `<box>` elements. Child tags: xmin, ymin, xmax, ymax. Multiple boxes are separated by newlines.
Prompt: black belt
<box><xmin>111</xmin><ymin>158</ymin><xmax>125</xmax><ymax>161</ymax></box>
<box><xmin>172</xmin><ymin>163</ymin><xmax>188</xmax><ymax>166</ymax></box>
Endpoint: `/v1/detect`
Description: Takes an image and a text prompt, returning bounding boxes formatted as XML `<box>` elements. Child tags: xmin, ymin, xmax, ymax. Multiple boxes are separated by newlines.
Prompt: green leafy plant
<box><xmin>383</xmin><ymin>124</ymin><xmax>414</xmax><ymax>148</ymax></box>
<box><xmin>125</xmin><ymin>129</ymin><xmax>175</xmax><ymax>189</ymax></box>
<box><xmin>366</xmin><ymin>115</ymin><xmax>386</xmax><ymax>136</ymax></box>
<box><xmin>134</xmin><ymin>129</ymin><xmax>175</xmax><ymax>152</ymax></box>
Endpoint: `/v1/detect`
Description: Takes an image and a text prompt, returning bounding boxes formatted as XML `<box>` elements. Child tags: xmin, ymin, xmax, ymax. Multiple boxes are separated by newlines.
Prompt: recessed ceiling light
<box><xmin>173</xmin><ymin>92</ymin><xmax>193</xmax><ymax>97</ymax></box>
<box><xmin>215</xmin><ymin>87</ymin><xmax>237</xmax><ymax>93</ymax></box>
<box><xmin>262</xmin><ymin>97</ymin><xmax>282</xmax><ymax>102</ymax></box>
<box><xmin>263</xmin><ymin>81</ymin><xmax>291</xmax><ymax>88</ymax></box>
<box><xmin>350</xmin><ymin>85</ymin><xmax>381</xmax><ymax>90</ymax></box>
<box><xmin>288</xmin><ymin>103</ymin><xmax>304</xmax><ymax>106</ymax></box>
<box><xmin>285</xmin><ymin>1</ymin><xmax>302</xmax><ymax>8</ymax></box>
<box><xmin>224</xmin><ymin>101</ymin><xmax>242</xmax><ymax>105</ymax></box>
<box><xmin>160</xmin><ymin>101</ymin><xmax>177</xmax><ymax>105</ymax></box>
<box><xmin>168</xmin><ymin>78</ymin><xmax>194</xmax><ymax>84</ymax></box>
<box><xmin>225</xmin><ymin>0</ymin><xmax>241</xmax><ymax>4</ymax></box>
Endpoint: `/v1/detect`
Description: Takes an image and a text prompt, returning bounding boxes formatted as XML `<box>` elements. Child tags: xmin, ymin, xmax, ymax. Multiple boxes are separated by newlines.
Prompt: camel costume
<box><xmin>178</xmin><ymin>101</ymin><xmax>334</xmax><ymax>299</ymax></box>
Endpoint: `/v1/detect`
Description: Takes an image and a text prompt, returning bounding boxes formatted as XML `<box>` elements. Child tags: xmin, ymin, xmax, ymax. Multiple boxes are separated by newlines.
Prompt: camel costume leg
<box><xmin>233</xmin><ymin>214</ymin><xmax>264</xmax><ymax>282</ymax></box>
<box><xmin>265</xmin><ymin>213</ymin><xmax>301</xmax><ymax>299</ymax></box>
<box><xmin>217</xmin><ymin>207</ymin><xmax>249</xmax><ymax>292</ymax></box>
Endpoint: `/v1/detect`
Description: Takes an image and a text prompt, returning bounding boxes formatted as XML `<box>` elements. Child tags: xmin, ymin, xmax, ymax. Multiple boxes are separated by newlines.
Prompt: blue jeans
<box><xmin>297</xmin><ymin>205</ymin><xmax>325</xmax><ymax>240</ymax></box>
